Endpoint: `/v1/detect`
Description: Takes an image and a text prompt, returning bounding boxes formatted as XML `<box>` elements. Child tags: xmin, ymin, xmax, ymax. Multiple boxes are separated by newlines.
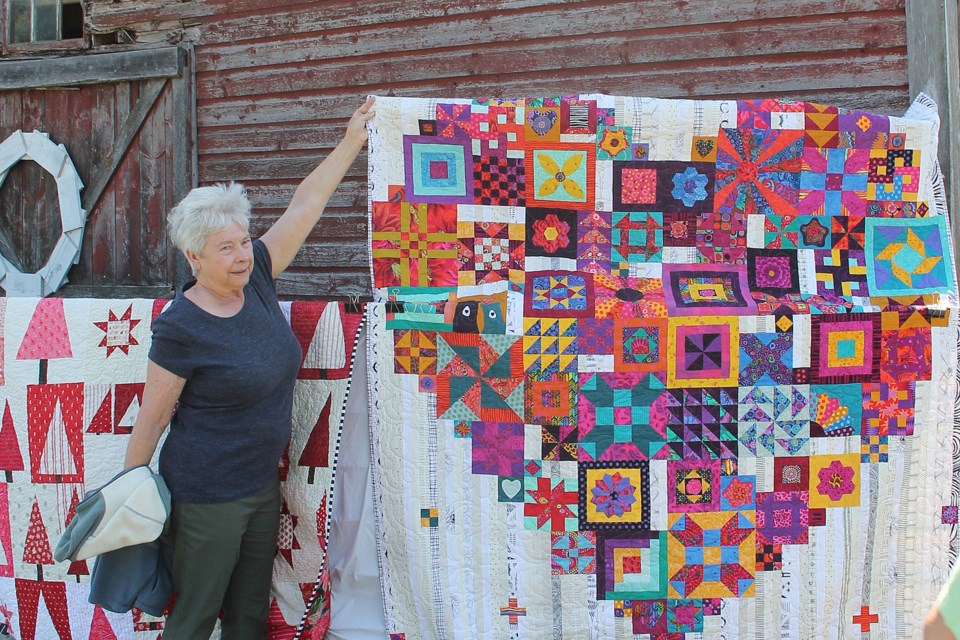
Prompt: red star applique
<box><xmin>94</xmin><ymin>305</ymin><xmax>141</xmax><ymax>357</ymax></box>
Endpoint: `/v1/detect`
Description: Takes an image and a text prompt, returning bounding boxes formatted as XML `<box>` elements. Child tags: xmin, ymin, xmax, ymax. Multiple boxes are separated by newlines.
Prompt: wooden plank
<box><xmin>199</xmin><ymin>122</ymin><xmax>346</xmax><ymax>155</ymax></box>
<box><xmin>195</xmin><ymin>2</ymin><xmax>904</xmax><ymax>73</ymax></box>
<box><xmin>196</xmin><ymin>12</ymin><xmax>906</xmax><ymax>99</ymax></box>
<box><xmin>89</xmin><ymin>83</ymin><xmax>121</xmax><ymax>284</ymax></box>
<box><xmin>48</xmin><ymin>86</ymin><xmax>93</xmax><ymax>286</ymax></box>
<box><xmin>0</xmin><ymin>162</ymin><xmax>27</xmax><ymax>272</ymax></box>
<box><xmin>171</xmin><ymin>44</ymin><xmax>196</xmax><ymax>287</ymax></box>
<box><xmin>40</xmin><ymin>91</ymin><xmax>73</xmax><ymax>282</ymax></box>
<box><xmin>171</xmin><ymin>46</ymin><xmax>196</xmax><ymax>199</ymax></box>
<box><xmin>86</xmin><ymin>185</ymin><xmax>117</xmax><ymax>284</ymax></box>
<box><xmin>89</xmin><ymin>0</ymin><xmax>621</xmax><ymax>39</ymax></box>
<box><xmin>238</xmin><ymin>179</ymin><xmax>367</xmax><ymax>210</ymax></box>
<box><xmin>159</xmin><ymin>75</ymin><xmax>174</xmax><ymax>284</ymax></box>
<box><xmin>287</xmin><ymin>244</ymin><xmax>369</xmax><ymax>269</ymax></box>
<box><xmin>199</xmin><ymin>121</ymin><xmax>349</xmax><ymax>155</ymax></box>
<box><xmin>132</xmin><ymin>84</ymin><xmax>150</xmax><ymax>283</ymax></box>
<box><xmin>249</xmin><ymin>211</ymin><xmax>367</xmax><ymax>239</ymax></box>
<box><xmin>906</xmin><ymin>0</ymin><xmax>960</xmax><ymax>280</ymax></box>
<box><xmin>196</xmin><ymin>50</ymin><xmax>907</xmax><ymax>128</ymax></box>
<box><xmin>82</xmin><ymin>78</ymin><xmax>167</xmax><ymax>214</ymax></box>
<box><xmin>0</xmin><ymin>89</ymin><xmax>23</xmax><ymax>137</ymax></box>
<box><xmin>136</xmin><ymin>82</ymin><xmax>167</xmax><ymax>284</ymax></box>
<box><xmin>20</xmin><ymin>90</ymin><xmax>56</xmax><ymax>274</ymax></box>
<box><xmin>275</xmin><ymin>270</ymin><xmax>371</xmax><ymax>299</ymax></box>
<box><xmin>113</xmin><ymin>88</ymin><xmax>141</xmax><ymax>285</ymax></box>
<box><xmin>58</xmin><ymin>284</ymin><xmax>175</xmax><ymax>298</ymax></box>
<box><xmin>0</xmin><ymin>47</ymin><xmax>182</xmax><ymax>90</ymax></box>
<box><xmin>200</xmin><ymin>151</ymin><xmax>351</xmax><ymax>182</ymax></box>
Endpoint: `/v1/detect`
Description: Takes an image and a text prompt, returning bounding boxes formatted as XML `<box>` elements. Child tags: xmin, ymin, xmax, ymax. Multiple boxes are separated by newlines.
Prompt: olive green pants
<box><xmin>163</xmin><ymin>477</ymin><xmax>281</xmax><ymax>640</ymax></box>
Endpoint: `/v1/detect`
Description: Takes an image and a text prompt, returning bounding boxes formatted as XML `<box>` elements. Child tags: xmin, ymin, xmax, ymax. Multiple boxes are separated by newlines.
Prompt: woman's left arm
<box><xmin>261</xmin><ymin>96</ymin><xmax>376</xmax><ymax>277</ymax></box>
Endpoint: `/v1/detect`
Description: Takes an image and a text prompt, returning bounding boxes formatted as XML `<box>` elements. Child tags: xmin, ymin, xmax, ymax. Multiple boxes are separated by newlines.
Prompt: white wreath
<box><xmin>0</xmin><ymin>130</ymin><xmax>85</xmax><ymax>296</ymax></box>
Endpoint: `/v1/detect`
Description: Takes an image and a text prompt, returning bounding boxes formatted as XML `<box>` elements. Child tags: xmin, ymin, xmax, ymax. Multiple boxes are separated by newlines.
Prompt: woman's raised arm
<box><xmin>261</xmin><ymin>97</ymin><xmax>376</xmax><ymax>277</ymax></box>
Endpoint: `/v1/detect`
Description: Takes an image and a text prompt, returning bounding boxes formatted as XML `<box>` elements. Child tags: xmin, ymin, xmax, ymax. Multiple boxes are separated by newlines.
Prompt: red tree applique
<box><xmin>299</xmin><ymin>395</ymin><xmax>332</xmax><ymax>484</ymax></box>
<box><xmin>89</xmin><ymin>606</ymin><xmax>118</xmax><ymax>639</ymax></box>
<box><xmin>65</xmin><ymin>489</ymin><xmax>88</xmax><ymax>581</ymax></box>
<box><xmin>17</xmin><ymin>298</ymin><xmax>73</xmax><ymax>384</ymax></box>
<box><xmin>87</xmin><ymin>387</ymin><xmax>113</xmax><ymax>434</ymax></box>
<box><xmin>67</xmin><ymin>557</ymin><xmax>89</xmax><ymax>582</ymax></box>
<box><xmin>64</xmin><ymin>487</ymin><xmax>80</xmax><ymax>526</ymax></box>
<box><xmin>0</xmin><ymin>400</ymin><xmax>24</xmax><ymax>482</ymax></box>
<box><xmin>23</xmin><ymin>499</ymin><xmax>54</xmax><ymax>580</ymax></box>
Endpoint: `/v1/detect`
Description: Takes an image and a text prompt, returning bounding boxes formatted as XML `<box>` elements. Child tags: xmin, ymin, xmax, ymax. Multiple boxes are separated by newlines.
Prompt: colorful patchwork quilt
<box><xmin>0</xmin><ymin>298</ymin><xmax>363</xmax><ymax>639</ymax></box>
<box><xmin>366</xmin><ymin>95</ymin><xmax>960</xmax><ymax>638</ymax></box>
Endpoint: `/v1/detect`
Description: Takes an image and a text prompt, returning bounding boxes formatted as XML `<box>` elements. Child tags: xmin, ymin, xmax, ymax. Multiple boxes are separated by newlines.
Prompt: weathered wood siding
<box><xmin>75</xmin><ymin>1</ymin><xmax>918</xmax><ymax>295</ymax></box>
<box><xmin>0</xmin><ymin>80</ymin><xmax>178</xmax><ymax>294</ymax></box>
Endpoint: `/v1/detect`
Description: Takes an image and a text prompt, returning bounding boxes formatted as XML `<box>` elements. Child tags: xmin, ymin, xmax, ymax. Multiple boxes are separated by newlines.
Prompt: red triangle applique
<box><xmin>0</xmin><ymin>400</ymin><xmax>24</xmax><ymax>474</ymax></box>
<box><xmin>89</xmin><ymin>606</ymin><xmax>118</xmax><ymax>639</ymax></box>
<box><xmin>114</xmin><ymin>383</ymin><xmax>144</xmax><ymax>434</ymax></box>
<box><xmin>298</xmin><ymin>394</ymin><xmax>332</xmax><ymax>477</ymax></box>
<box><xmin>86</xmin><ymin>389</ymin><xmax>113</xmax><ymax>435</ymax></box>
<box><xmin>17</xmin><ymin>298</ymin><xmax>72</xmax><ymax>361</ymax></box>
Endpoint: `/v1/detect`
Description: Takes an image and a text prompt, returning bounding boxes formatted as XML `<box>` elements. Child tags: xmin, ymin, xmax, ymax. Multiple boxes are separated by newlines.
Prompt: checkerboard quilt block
<box><xmin>0</xmin><ymin>299</ymin><xmax>363</xmax><ymax>640</ymax></box>
<box><xmin>367</xmin><ymin>94</ymin><xmax>959</xmax><ymax>639</ymax></box>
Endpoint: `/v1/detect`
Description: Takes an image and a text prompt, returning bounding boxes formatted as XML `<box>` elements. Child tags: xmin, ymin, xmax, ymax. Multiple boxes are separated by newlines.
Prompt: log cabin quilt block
<box><xmin>0</xmin><ymin>298</ymin><xmax>362</xmax><ymax>640</ymax></box>
<box><xmin>367</xmin><ymin>94</ymin><xmax>959</xmax><ymax>639</ymax></box>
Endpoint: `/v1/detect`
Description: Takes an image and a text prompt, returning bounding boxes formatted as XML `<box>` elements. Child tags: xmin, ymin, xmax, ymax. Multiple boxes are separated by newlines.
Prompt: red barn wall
<box><xmin>7</xmin><ymin>0</ymin><xmax>913</xmax><ymax>297</ymax></box>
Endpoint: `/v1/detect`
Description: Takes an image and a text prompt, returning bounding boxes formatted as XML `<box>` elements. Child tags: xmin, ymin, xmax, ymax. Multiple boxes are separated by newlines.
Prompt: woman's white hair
<box><xmin>168</xmin><ymin>182</ymin><xmax>251</xmax><ymax>259</ymax></box>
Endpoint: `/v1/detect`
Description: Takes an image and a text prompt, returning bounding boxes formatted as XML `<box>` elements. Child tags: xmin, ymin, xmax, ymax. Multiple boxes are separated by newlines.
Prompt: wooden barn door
<box><xmin>0</xmin><ymin>46</ymin><xmax>194</xmax><ymax>296</ymax></box>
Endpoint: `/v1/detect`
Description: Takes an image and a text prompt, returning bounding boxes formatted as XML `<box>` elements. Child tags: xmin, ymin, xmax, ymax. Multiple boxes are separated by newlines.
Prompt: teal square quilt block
<box><xmin>865</xmin><ymin>216</ymin><xmax>953</xmax><ymax>295</ymax></box>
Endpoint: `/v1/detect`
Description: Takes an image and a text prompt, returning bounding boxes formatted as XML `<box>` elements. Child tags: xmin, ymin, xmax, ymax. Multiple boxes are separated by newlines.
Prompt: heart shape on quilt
<box><xmin>527</xmin><ymin>109</ymin><xmax>558</xmax><ymax>136</ymax></box>
<box><xmin>501</xmin><ymin>478</ymin><xmax>522</xmax><ymax>499</ymax></box>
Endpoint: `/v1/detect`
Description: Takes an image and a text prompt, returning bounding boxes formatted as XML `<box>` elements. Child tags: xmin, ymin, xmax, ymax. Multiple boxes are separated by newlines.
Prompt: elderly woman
<box><xmin>123</xmin><ymin>98</ymin><xmax>375</xmax><ymax>639</ymax></box>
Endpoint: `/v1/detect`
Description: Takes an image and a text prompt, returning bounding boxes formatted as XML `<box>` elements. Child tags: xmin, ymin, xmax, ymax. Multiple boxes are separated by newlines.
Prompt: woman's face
<box><xmin>189</xmin><ymin>221</ymin><xmax>253</xmax><ymax>293</ymax></box>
